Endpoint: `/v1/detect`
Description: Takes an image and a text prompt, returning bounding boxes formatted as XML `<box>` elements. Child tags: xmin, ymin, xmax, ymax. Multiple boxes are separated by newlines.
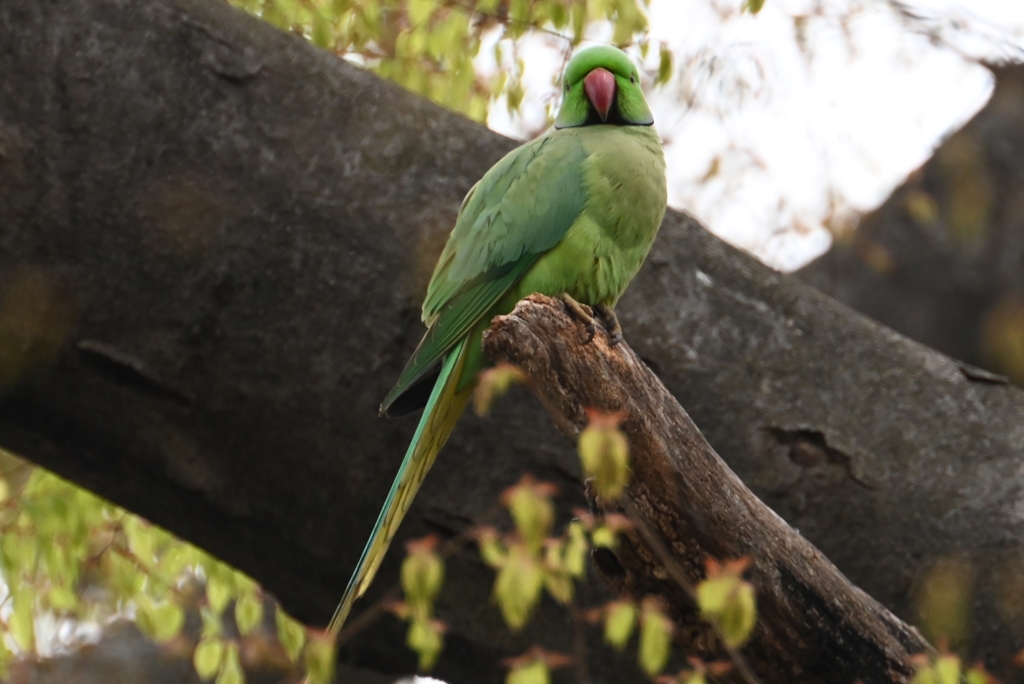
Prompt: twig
<box><xmin>445</xmin><ymin>0</ymin><xmax>575</xmax><ymax>44</ymax></box>
<box><xmin>568</xmin><ymin>600</ymin><xmax>592</xmax><ymax>684</ymax></box>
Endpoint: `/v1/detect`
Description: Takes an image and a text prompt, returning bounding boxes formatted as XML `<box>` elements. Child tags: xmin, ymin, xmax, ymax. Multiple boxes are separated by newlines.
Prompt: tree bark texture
<box><xmin>798</xmin><ymin>64</ymin><xmax>1024</xmax><ymax>387</ymax></box>
<box><xmin>2</xmin><ymin>0</ymin><xmax>1024</xmax><ymax>680</ymax></box>
<box><xmin>484</xmin><ymin>295</ymin><xmax>930</xmax><ymax>683</ymax></box>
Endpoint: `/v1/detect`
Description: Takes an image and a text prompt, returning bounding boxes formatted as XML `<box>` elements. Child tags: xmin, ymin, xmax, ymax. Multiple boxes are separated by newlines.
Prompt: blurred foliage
<box><xmin>912</xmin><ymin>555</ymin><xmax>975</xmax><ymax>651</ymax></box>
<box><xmin>578</xmin><ymin>408</ymin><xmax>630</xmax><ymax>499</ymax></box>
<box><xmin>383</xmin><ymin>401</ymin><xmax>760</xmax><ymax>680</ymax></box>
<box><xmin>0</xmin><ymin>449</ymin><xmax>324</xmax><ymax>684</ymax></box>
<box><xmin>474</xmin><ymin>363</ymin><xmax>525</xmax><ymax>416</ymax></box>
<box><xmin>637</xmin><ymin>596</ymin><xmax>673</xmax><ymax>676</ymax></box>
<box><xmin>981</xmin><ymin>295</ymin><xmax>1024</xmax><ymax>385</ymax></box>
<box><xmin>386</xmin><ymin>534</ymin><xmax>445</xmax><ymax>670</ymax></box>
<box><xmin>503</xmin><ymin>646</ymin><xmax>572</xmax><ymax>684</ymax></box>
<box><xmin>695</xmin><ymin>557</ymin><xmax>756</xmax><ymax>649</ymax></box>
<box><xmin>934</xmin><ymin>134</ymin><xmax>995</xmax><ymax>249</ymax></box>
<box><xmin>227</xmin><ymin>0</ymin><xmax>669</xmax><ymax>126</ymax></box>
<box><xmin>600</xmin><ymin>599</ymin><xmax>637</xmax><ymax>650</ymax></box>
<box><xmin>911</xmin><ymin>652</ymin><xmax>995</xmax><ymax>684</ymax></box>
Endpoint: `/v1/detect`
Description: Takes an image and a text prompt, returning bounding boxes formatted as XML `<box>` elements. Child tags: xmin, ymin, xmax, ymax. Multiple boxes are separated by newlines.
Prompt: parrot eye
<box><xmin>630</xmin><ymin>75</ymin><xmax>636</xmax><ymax>84</ymax></box>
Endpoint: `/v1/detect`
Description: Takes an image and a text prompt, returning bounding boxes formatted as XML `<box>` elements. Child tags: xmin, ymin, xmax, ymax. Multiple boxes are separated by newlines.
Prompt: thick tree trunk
<box><xmin>1</xmin><ymin>0</ymin><xmax>1023</xmax><ymax>681</ymax></box>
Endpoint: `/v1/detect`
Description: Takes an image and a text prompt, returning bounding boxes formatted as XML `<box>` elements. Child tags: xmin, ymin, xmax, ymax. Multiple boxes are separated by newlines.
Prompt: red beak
<box><xmin>584</xmin><ymin>67</ymin><xmax>616</xmax><ymax>122</ymax></box>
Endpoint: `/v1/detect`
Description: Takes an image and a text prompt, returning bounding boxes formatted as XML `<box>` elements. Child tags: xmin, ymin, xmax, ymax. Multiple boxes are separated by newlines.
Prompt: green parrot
<box><xmin>329</xmin><ymin>44</ymin><xmax>667</xmax><ymax>635</ymax></box>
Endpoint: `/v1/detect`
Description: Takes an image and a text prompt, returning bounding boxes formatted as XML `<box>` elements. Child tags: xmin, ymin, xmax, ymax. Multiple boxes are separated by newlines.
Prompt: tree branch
<box><xmin>2</xmin><ymin>0</ymin><xmax>1024</xmax><ymax>680</ymax></box>
<box><xmin>484</xmin><ymin>295</ymin><xmax>930</xmax><ymax>683</ymax></box>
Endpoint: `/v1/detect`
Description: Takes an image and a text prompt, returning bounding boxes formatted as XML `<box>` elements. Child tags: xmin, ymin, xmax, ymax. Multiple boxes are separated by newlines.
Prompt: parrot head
<box><xmin>555</xmin><ymin>45</ymin><xmax>655</xmax><ymax>129</ymax></box>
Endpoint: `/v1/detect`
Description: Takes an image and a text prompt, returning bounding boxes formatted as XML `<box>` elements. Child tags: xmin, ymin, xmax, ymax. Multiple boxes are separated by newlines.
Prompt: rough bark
<box><xmin>798</xmin><ymin>64</ymin><xmax>1024</xmax><ymax>386</ymax></box>
<box><xmin>2</xmin><ymin>0</ymin><xmax>1024</xmax><ymax>681</ymax></box>
<box><xmin>484</xmin><ymin>294</ymin><xmax>930</xmax><ymax>683</ymax></box>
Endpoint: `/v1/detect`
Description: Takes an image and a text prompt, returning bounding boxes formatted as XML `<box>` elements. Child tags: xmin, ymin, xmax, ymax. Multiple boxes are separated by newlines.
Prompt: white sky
<box><xmin>483</xmin><ymin>0</ymin><xmax>1022</xmax><ymax>271</ymax></box>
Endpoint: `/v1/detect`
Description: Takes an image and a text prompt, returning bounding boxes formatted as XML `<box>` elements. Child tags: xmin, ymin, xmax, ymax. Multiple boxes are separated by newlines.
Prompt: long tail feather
<box><xmin>328</xmin><ymin>337</ymin><xmax>472</xmax><ymax>636</ymax></box>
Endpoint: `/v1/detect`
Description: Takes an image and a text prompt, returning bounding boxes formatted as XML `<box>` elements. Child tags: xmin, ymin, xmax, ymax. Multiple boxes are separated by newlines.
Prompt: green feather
<box><xmin>329</xmin><ymin>338</ymin><xmax>470</xmax><ymax>636</ymax></box>
<box><xmin>381</xmin><ymin>133</ymin><xmax>588</xmax><ymax>413</ymax></box>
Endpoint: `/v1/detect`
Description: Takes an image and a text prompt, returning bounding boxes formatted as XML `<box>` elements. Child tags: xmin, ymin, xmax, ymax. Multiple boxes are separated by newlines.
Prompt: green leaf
<box><xmin>10</xmin><ymin>586</ymin><xmax>35</xmax><ymax>651</ymax></box>
<box><xmin>157</xmin><ymin>546</ymin><xmax>190</xmax><ymax>582</ymax></box>
<box><xmin>275</xmin><ymin>607</ymin><xmax>307</xmax><ymax>662</ymax></box>
<box><xmin>744</xmin><ymin>0</ymin><xmax>766</xmax><ymax>13</ymax></box>
<box><xmin>935</xmin><ymin>655</ymin><xmax>961</xmax><ymax>684</ymax></box>
<box><xmin>201</xmin><ymin>606</ymin><xmax>223</xmax><ymax>639</ymax></box>
<box><xmin>304</xmin><ymin>633</ymin><xmax>337</xmax><ymax>684</ymax></box>
<box><xmin>505</xmin><ymin>479</ymin><xmax>555</xmax><ymax>551</ymax></box>
<box><xmin>578</xmin><ymin>411</ymin><xmax>630</xmax><ymax>499</ymax></box>
<box><xmin>232</xmin><ymin>570</ymin><xmax>257</xmax><ymax>596</ymax></box>
<box><xmin>571</xmin><ymin>3</ymin><xmax>587</xmax><ymax>43</ymax></box>
<box><xmin>406</xmin><ymin>617</ymin><xmax>444</xmax><ymax>671</ymax></box>
<box><xmin>207</xmin><ymin>575</ymin><xmax>232</xmax><ymax>615</ymax></box>
<box><xmin>550</xmin><ymin>4</ymin><xmax>567</xmax><ymax>28</ymax></box>
<box><xmin>966</xmin><ymin>664</ymin><xmax>994</xmax><ymax>684</ymax></box>
<box><xmin>401</xmin><ymin>536</ymin><xmax>444</xmax><ymax>616</ymax></box>
<box><xmin>108</xmin><ymin>550</ymin><xmax>146</xmax><ymax>599</ymax></box>
<box><xmin>0</xmin><ymin>635</ymin><xmax>11</xmax><ymax>679</ymax></box>
<box><xmin>478</xmin><ymin>528</ymin><xmax>507</xmax><ymax>568</ymax></box>
<box><xmin>590</xmin><ymin>524</ymin><xmax>617</xmax><ymax>549</ymax></box>
<box><xmin>719</xmin><ymin>580</ymin><xmax>756</xmax><ymax>648</ymax></box>
<box><xmin>215</xmin><ymin>643</ymin><xmax>243</xmax><ymax>684</ymax></box>
<box><xmin>657</xmin><ymin>45</ymin><xmax>673</xmax><ymax>86</ymax></box>
<box><xmin>138</xmin><ymin>597</ymin><xmax>185</xmax><ymax>642</ymax></box>
<box><xmin>638</xmin><ymin>601</ymin><xmax>672</xmax><ymax>676</ymax></box>
<box><xmin>193</xmin><ymin>638</ymin><xmax>225</xmax><ymax>680</ymax></box>
<box><xmin>311</xmin><ymin>12</ymin><xmax>331</xmax><ymax>49</ymax></box>
<box><xmin>696</xmin><ymin>560</ymin><xmax>757</xmax><ymax>648</ymax></box>
<box><xmin>235</xmin><ymin>591</ymin><xmax>264</xmax><ymax>636</ymax></box>
<box><xmin>506</xmin><ymin>80</ymin><xmax>525</xmax><ymax>115</ymax></box>
<box><xmin>508</xmin><ymin>0</ymin><xmax>529</xmax><ymax>30</ymax></box>
<box><xmin>124</xmin><ymin>517</ymin><xmax>155</xmax><ymax>565</ymax></box>
<box><xmin>507</xmin><ymin>659</ymin><xmax>550</xmax><ymax>684</ymax></box>
<box><xmin>603</xmin><ymin>600</ymin><xmax>637</xmax><ymax>650</ymax></box>
<box><xmin>564</xmin><ymin>522</ymin><xmax>588</xmax><ymax>578</ymax></box>
<box><xmin>912</xmin><ymin>655</ymin><xmax>963</xmax><ymax>684</ymax></box>
<box><xmin>542</xmin><ymin>542</ymin><xmax>573</xmax><ymax>605</ymax></box>
<box><xmin>3</xmin><ymin>527</ymin><xmax>39</xmax><ymax>577</ymax></box>
<box><xmin>474</xmin><ymin>364</ymin><xmax>524</xmax><ymax>416</ymax></box>
<box><xmin>494</xmin><ymin>544</ymin><xmax>544</xmax><ymax>631</ymax></box>
<box><xmin>407</xmin><ymin>0</ymin><xmax>434</xmax><ymax>25</ymax></box>
<box><xmin>47</xmin><ymin>584</ymin><xmax>78</xmax><ymax>612</ymax></box>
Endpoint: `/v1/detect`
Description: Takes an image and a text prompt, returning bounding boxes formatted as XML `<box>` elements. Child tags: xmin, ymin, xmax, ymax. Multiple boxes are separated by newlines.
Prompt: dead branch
<box><xmin>484</xmin><ymin>294</ymin><xmax>931</xmax><ymax>683</ymax></box>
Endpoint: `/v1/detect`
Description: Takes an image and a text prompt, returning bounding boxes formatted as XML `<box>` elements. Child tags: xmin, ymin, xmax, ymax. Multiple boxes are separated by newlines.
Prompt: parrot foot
<box><xmin>560</xmin><ymin>293</ymin><xmax>596</xmax><ymax>344</ymax></box>
<box><xmin>594</xmin><ymin>304</ymin><xmax>623</xmax><ymax>346</ymax></box>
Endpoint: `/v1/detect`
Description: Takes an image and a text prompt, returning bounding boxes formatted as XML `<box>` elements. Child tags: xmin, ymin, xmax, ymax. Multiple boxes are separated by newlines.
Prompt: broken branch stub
<box><xmin>482</xmin><ymin>294</ymin><xmax>931</xmax><ymax>684</ymax></box>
